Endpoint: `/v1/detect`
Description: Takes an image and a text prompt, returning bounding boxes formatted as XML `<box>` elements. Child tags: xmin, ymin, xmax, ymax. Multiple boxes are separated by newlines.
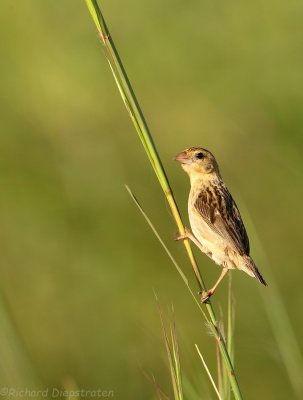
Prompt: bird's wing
<box><xmin>194</xmin><ymin>184</ymin><xmax>250</xmax><ymax>255</ymax></box>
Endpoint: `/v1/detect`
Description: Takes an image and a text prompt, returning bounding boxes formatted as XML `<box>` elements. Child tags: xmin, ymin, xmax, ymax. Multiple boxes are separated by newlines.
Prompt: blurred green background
<box><xmin>0</xmin><ymin>0</ymin><xmax>302</xmax><ymax>399</ymax></box>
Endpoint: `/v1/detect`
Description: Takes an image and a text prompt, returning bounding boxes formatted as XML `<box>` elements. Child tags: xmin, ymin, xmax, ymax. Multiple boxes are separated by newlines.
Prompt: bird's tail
<box><xmin>243</xmin><ymin>255</ymin><xmax>267</xmax><ymax>286</ymax></box>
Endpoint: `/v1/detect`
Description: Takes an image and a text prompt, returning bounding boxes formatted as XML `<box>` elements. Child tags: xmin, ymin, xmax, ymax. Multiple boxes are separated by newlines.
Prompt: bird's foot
<box><xmin>199</xmin><ymin>289</ymin><xmax>213</xmax><ymax>304</ymax></box>
<box><xmin>174</xmin><ymin>227</ymin><xmax>191</xmax><ymax>241</ymax></box>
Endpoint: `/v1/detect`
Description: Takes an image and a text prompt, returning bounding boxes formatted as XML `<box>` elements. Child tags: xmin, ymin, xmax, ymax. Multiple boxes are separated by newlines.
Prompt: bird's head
<box><xmin>174</xmin><ymin>147</ymin><xmax>220</xmax><ymax>180</ymax></box>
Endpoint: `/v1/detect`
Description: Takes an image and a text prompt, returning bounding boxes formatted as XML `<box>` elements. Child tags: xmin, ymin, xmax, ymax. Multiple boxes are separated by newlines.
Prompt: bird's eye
<box><xmin>195</xmin><ymin>152</ymin><xmax>204</xmax><ymax>159</ymax></box>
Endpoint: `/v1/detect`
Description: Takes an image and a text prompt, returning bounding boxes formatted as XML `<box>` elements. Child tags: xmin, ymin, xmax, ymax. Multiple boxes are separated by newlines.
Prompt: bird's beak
<box><xmin>174</xmin><ymin>151</ymin><xmax>192</xmax><ymax>164</ymax></box>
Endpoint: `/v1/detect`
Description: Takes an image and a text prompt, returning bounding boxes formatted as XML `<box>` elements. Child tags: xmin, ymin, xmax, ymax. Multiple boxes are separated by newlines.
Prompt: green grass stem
<box><xmin>85</xmin><ymin>2</ymin><xmax>243</xmax><ymax>398</ymax></box>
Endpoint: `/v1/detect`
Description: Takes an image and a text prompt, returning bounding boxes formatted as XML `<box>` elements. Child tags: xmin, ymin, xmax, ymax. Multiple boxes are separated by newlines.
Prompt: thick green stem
<box><xmin>84</xmin><ymin>1</ymin><xmax>243</xmax><ymax>398</ymax></box>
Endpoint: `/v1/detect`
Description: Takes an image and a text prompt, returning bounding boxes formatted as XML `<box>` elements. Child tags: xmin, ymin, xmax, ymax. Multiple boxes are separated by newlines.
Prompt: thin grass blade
<box><xmin>155</xmin><ymin>294</ymin><xmax>183</xmax><ymax>400</ymax></box>
<box><xmin>224</xmin><ymin>274</ymin><xmax>235</xmax><ymax>400</ymax></box>
<box><xmin>238</xmin><ymin>200</ymin><xmax>303</xmax><ymax>398</ymax></box>
<box><xmin>195</xmin><ymin>344</ymin><xmax>222</xmax><ymax>400</ymax></box>
<box><xmin>125</xmin><ymin>185</ymin><xmax>210</xmax><ymax>323</ymax></box>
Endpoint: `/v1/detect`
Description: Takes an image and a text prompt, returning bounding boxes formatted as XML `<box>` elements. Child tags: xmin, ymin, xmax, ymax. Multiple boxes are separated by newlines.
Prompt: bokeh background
<box><xmin>0</xmin><ymin>1</ymin><xmax>302</xmax><ymax>399</ymax></box>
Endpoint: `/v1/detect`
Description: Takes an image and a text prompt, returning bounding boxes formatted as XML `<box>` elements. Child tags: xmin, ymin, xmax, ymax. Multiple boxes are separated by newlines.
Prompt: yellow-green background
<box><xmin>0</xmin><ymin>1</ymin><xmax>302</xmax><ymax>399</ymax></box>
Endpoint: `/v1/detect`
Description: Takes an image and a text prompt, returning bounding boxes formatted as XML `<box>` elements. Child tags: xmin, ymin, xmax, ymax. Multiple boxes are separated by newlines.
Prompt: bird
<box><xmin>174</xmin><ymin>147</ymin><xmax>267</xmax><ymax>302</ymax></box>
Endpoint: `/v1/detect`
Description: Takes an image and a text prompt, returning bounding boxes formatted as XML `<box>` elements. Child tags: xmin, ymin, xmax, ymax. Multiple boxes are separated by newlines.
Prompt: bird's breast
<box><xmin>188</xmin><ymin>185</ymin><xmax>227</xmax><ymax>262</ymax></box>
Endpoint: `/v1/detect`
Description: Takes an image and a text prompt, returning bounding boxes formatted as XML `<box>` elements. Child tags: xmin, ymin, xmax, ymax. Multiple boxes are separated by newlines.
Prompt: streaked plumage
<box><xmin>174</xmin><ymin>147</ymin><xmax>267</xmax><ymax>301</ymax></box>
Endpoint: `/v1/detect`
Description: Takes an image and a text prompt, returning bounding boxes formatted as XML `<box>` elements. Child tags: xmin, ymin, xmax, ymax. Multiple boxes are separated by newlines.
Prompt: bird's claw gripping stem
<box><xmin>199</xmin><ymin>290</ymin><xmax>213</xmax><ymax>303</ymax></box>
<box><xmin>175</xmin><ymin>227</ymin><xmax>191</xmax><ymax>241</ymax></box>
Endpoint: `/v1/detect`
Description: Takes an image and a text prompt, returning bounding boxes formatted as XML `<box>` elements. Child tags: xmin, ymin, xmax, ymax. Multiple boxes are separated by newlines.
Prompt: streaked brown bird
<box><xmin>174</xmin><ymin>147</ymin><xmax>267</xmax><ymax>302</ymax></box>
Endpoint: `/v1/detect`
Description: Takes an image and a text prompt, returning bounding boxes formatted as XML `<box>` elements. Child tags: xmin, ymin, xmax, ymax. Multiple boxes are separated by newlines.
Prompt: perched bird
<box><xmin>174</xmin><ymin>147</ymin><xmax>267</xmax><ymax>302</ymax></box>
